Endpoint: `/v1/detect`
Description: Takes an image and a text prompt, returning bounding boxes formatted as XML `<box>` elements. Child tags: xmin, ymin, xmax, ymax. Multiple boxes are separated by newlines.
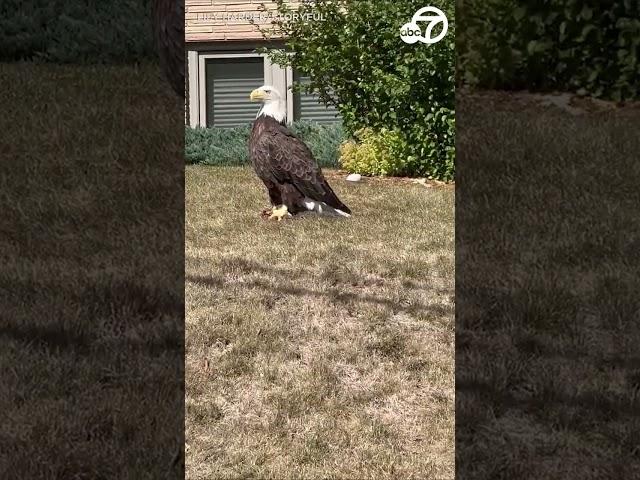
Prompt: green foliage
<box><xmin>289</xmin><ymin>121</ymin><xmax>347</xmax><ymax>169</ymax></box>
<box><xmin>0</xmin><ymin>1</ymin><xmax>155</xmax><ymax>63</ymax></box>
<box><xmin>262</xmin><ymin>0</ymin><xmax>456</xmax><ymax>181</ymax></box>
<box><xmin>186</xmin><ymin>124</ymin><xmax>252</xmax><ymax>166</ymax></box>
<box><xmin>185</xmin><ymin>121</ymin><xmax>346</xmax><ymax>168</ymax></box>
<box><xmin>339</xmin><ymin>128</ymin><xmax>408</xmax><ymax>177</ymax></box>
<box><xmin>458</xmin><ymin>0</ymin><xmax>640</xmax><ymax>101</ymax></box>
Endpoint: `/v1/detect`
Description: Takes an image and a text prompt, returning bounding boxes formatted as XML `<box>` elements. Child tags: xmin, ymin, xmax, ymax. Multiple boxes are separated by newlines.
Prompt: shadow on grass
<box><xmin>457</xmin><ymin>377</ymin><xmax>640</xmax><ymax>425</ymax></box>
<box><xmin>1</xmin><ymin>278</ymin><xmax>184</xmax><ymax>356</ymax></box>
<box><xmin>456</xmin><ymin>92</ymin><xmax>640</xmax><ymax>478</ymax></box>
<box><xmin>212</xmin><ymin>255</ymin><xmax>450</xmax><ymax>285</ymax></box>
<box><xmin>187</xmin><ymin>272</ymin><xmax>453</xmax><ymax>318</ymax></box>
<box><xmin>0</xmin><ymin>323</ymin><xmax>91</xmax><ymax>354</ymax></box>
<box><xmin>0</xmin><ymin>63</ymin><xmax>185</xmax><ymax>478</ymax></box>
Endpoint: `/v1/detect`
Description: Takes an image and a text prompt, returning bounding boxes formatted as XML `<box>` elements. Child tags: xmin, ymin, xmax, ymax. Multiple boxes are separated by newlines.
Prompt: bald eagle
<box><xmin>248</xmin><ymin>85</ymin><xmax>351</xmax><ymax>221</ymax></box>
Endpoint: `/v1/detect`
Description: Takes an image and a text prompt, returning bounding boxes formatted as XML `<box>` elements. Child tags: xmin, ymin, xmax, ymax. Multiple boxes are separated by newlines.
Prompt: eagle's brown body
<box><xmin>249</xmin><ymin>115</ymin><xmax>351</xmax><ymax>216</ymax></box>
<box><xmin>152</xmin><ymin>0</ymin><xmax>185</xmax><ymax>98</ymax></box>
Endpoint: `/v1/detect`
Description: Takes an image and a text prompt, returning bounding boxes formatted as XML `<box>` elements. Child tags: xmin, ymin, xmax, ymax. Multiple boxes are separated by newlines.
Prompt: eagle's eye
<box><xmin>264</xmin><ymin>89</ymin><xmax>271</xmax><ymax>94</ymax></box>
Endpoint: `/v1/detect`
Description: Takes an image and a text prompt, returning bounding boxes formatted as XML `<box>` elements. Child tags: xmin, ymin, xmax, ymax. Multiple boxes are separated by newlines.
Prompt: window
<box><xmin>293</xmin><ymin>71</ymin><xmax>340</xmax><ymax>124</ymax></box>
<box><xmin>189</xmin><ymin>50</ymin><xmax>338</xmax><ymax>128</ymax></box>
<box><xmin>205</xmin><ymin>57</ymin><xmax>264</xmax><ymax>128</ymax></box>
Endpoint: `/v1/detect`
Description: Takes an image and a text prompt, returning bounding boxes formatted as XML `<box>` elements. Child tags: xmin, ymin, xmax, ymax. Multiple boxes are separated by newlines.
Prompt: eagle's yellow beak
<box><xmin>250</xmin><ymin>89</ymin><xmax>266</xmax><ymax>101</ymax></box>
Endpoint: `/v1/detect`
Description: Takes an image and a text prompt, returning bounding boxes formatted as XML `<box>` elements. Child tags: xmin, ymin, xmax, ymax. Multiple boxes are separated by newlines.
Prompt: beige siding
<box><xmin>186</xmin><ymin>0</ymin><xmax>300</xmax><ymax>42</ymax></box>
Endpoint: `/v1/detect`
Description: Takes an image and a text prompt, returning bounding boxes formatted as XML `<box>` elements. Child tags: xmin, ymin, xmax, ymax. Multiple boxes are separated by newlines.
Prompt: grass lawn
<box><xmin>0</xmin><ymin>62</ymin><xmax>184</xmax><ymax>478</ymax></box>
<box><xmin>456</xmin><ymin>91</ymin><xmax>640</xmax><ymax>478</ymax></box>
<box><xmin>186</xmin><ymin>166</ymin><xmax>455</xmax><ymax>479</ymax></box>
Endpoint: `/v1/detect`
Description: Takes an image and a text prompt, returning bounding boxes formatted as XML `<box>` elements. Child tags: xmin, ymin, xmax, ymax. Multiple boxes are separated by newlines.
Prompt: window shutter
<box><xmin>293</xmin><ymin>73</ymin><xmax>340</xmax><ymax>124</ymax></box>
<box><xmin>206</xmin><ymin>58</ymin><xmax>264</xmax><ymax>128</ymax></box>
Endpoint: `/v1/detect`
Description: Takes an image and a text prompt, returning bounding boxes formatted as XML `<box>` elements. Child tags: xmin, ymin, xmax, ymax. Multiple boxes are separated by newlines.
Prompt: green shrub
<box><xmin>339</xmin><ymin>128</ymin><xmax>408</xmax><ymax>177</ymax></box>
<box><xmin>185</xmin><ymin>121</ymin><xmax>346</xmax><ymax>168</ymax></box>
<box><xmin>263</xmin><ymin>0</ymin><xmax>456</xmax><ymax>181</ymax></box>
<box><xmin>0</xmin><ymin>1</ymin><xmax>155</xmax><ymax>63</ymax></box>
<box><xmin>289</xmin><ymin>121</ymin><xmax>347</xmax><ymax>169</ymax></box>
<box><xmin>458</xmin><ymin>0</ymin><xmax>640</xmax><ymax>101</ymax></box>
<box><xmin>185</xmin><ymin>124</ymin><xmax>252</xmax><ymax>166</ymax></box>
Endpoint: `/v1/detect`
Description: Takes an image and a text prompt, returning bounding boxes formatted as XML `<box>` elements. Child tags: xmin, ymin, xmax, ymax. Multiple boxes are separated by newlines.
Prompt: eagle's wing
<box><xmin>259</xmin><ymin>123</ymin><xmax>351</xmax><ymax>213</ymax></box>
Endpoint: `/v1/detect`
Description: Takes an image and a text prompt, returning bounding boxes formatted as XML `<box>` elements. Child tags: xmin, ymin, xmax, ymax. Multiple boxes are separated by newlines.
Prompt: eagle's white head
<box><xmin>249</xmin><ymin>85</ymin><xmax>286</xmax><ymax>123</ymax></box>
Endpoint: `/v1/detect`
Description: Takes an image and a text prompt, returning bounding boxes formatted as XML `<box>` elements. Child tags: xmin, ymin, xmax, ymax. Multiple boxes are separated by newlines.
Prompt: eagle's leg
<box><xmin>268</xmin><ymin>204</ymin><xmax>289</xmax><ymax>221</ymax></box>
<box><xmin>260</xmin><ymin>183</ymin><xmax>282</xmax><ymax>218</ymax></box>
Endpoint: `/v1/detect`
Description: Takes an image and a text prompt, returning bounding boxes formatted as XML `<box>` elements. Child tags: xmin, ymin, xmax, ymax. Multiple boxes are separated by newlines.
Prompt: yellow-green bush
<box><xmin>339</xmin><ymin>128</ymin><xmax>408</xmax><ymax>177</ymax></box>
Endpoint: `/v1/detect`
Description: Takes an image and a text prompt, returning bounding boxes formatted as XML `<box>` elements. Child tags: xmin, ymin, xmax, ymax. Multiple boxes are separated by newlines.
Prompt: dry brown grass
<box><xmin>456</xmin><ymin>91</ymin><xmax>640</xmax><ymax>479</ymax></box>
<box><xmin>0</xmin><ymin>63</ymin><xmax>184</xmax><ymax>477</ymax></box>
<box><xmin>185</xmin><ymin>166</ymin><xmax>455</xmax><ymax>479</ymax></box>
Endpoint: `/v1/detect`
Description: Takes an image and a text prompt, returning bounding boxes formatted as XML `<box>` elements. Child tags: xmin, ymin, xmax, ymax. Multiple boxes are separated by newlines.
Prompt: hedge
<box><xmin>0</xmin><ymin>0</ymin><xmax>155</xmax><ymax>64</ymax></box>
<box><xmin>185</xmin><ymin>121</ymin><xmax>346</xmax><ymax>168</ymax></box>
<box><xmin>458</xmin><ymin>0</ymin><xmax>640</xmax><ymax>101</ymax></box>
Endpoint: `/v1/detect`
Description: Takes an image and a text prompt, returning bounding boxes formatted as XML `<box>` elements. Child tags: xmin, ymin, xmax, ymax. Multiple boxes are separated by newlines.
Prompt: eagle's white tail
<box><xmin>303</xmin><ymin>198</ymin><xmax>351</xmax><ymax>218</ymax></box>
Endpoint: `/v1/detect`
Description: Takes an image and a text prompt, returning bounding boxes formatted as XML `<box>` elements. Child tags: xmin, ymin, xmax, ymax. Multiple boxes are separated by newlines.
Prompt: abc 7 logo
<box><xmin>400</xmin><ymin>6</ymin><xmax>448</xmax><ymax>45</ymax></box>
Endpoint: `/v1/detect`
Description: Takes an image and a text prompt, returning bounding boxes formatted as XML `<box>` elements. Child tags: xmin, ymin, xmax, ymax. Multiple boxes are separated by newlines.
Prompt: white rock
<box><xmin>346</xmin><ymin>173</ymin><xmax>362</xmax><ymax>182</ymax></box>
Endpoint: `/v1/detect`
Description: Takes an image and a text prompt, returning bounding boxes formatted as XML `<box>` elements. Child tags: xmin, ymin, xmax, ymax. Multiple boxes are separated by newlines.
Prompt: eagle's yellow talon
<box><xmin>268</xmin><ymin>205</ymin><xmax>289</xmax><ymax>221</ymax></box>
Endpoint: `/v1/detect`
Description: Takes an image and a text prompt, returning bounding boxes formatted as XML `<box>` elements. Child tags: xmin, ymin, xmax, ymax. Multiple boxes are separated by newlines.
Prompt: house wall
<box><xmin>185</xmin><ymin>1</ymin><xmax>337</xmax><ymax>128</ymax></box>
<box><xmin>186</xmin><ymin>0</ymin><xmax>297</xmax><ymax>42</ymax></box>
